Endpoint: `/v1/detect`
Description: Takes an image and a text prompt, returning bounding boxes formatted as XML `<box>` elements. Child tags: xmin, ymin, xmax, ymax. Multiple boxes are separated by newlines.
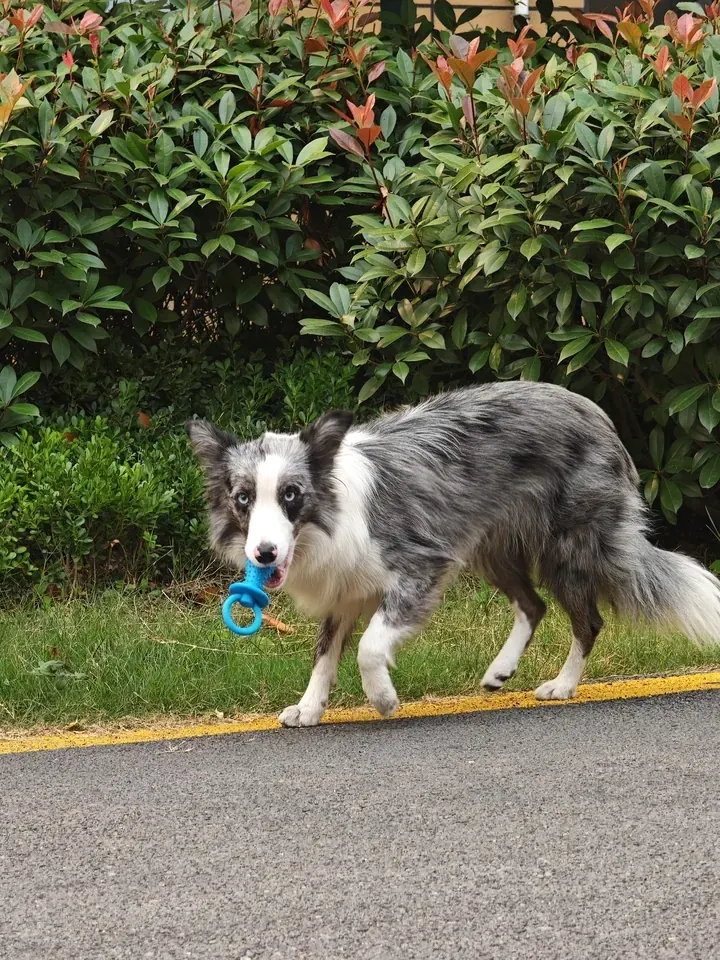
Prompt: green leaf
<box><xmin>358</xmin><ymin>376</ymin><xmax>384</xmax><ymax>403</ymax></box>
<box><xmin>419</xmin><ymin>330</ymin><xmax>446</xmax><ymax>350</ymax></box>
<box><xmin>660</xmin><ymin>478</ymin><xmax>683</xmax><ymax>514</ymax></box>
<box><xmin>507</xmin><ymin>285</ymin><xmax>527</xmax><ymax>320</ymax></box>
<box><xmin>571</xmin><ymin>219</ymin><xmax>618</xmax><ymax>232</ymax></box>
<box><xmin>566</xmin><ymin>342</ymin><xmax>599</xmax><ymax>374</ymax></box>
<box><xmin>12</xmin><ymin>371</ymin><xmax>40</xmax><ymax>398</ymax></box>
<box><xmin>299</xmin><ymin>319</ymin><xmax>344</xmax><ymax>336</ymax></box>
<box><xmin>148</xmin><ymin>190</ymin><xmax>169</xmax><ymax>225</ymax></box>
<box><xmin>52</xmin><ymin>333</ymin><xmax>71</xmax><ymax>366</ymax></box>
<box><xmin>605</xmin><ymin>339</ymin><xmax>629</xmax><ymax>366</ymax></box>
<box><xmin>296</xmin><ymin>137</ymin><xmax>329</xmax><ymax>167</ymax></box>
<box><xmin>577</xmin><ymin>281</ymin><xmax>601</xmax><ymax>303</ymax></box>
<box><xmin>451</xmin><ymin>311</ymin><xmax>467</xmax><ymax>348</ymax></box>
<box><xmin>380</xmin><ymin>105</ymin><xmax>397</xmax><ymax>140</ymax></box>
<box><xmin>700</xmin><ymin>455</ymin><xmax>720</xmax><ymax>489</ymax></box>
<box><xmin>0</xmin><ymin>365</ymin><xmax>16</xmax><ymax>404</ymax></box>
<box><xmin>668</xmin><ymin>384</ymin><xmax>707</xmax><ymax>415</ymax></box>
<box><xmin>484</xmin><ymin>249</ymin><xmax>509</xmax><ymax>275</ymax></box>
<box><xmin>684</xmin><ymin>316</ymin><xmax>711</xmax><ymax>344</ymax></box>
<box><xmin>218</xmin><ymin>90</ymin><xmax>236</xmax><ymax>125</ymax></box>
<box><xmin>597</xmin><ymin>124</ymin><xmax>615</xmax><ymax>160</ymax></box>
<box><xmin>520</xmin><ymin>237</ymin><xmax>542</xmax><ymax>260</ymax></box>
<box><xmin>685</xmin><ymin>244</ymin><xmax>705</xmax><ymax>259</ymax></box>
<box><xmin>559</xmin><ymin>334</ymin><xmax>593</xmax><ymax>362</ymax></box>
<box><xmin>193</xmin><ymin>129</ymin><xmax>208</xmax><ymax>158</ymax></box>
<box><xmin>606</xmin><ymin>234</ymin><xmax>631</xmax><ymax>252</ymax></box>
<box><xmin>543</xmin><ymin>95</ymin><xmax>566</xmax><ymax>131</ymax></box>
<box><xmin>644</xmin><ymin>161</ymin><xmax>666</xmax><ymax>199</ymax></box>
<box><xmin>649</xmin><ymin>426</ymin><xmax>664</xmax><ymax>469</ymax></box>
<box><xmin>9</xmin><ymin>402</ymin><xmax>39</xmax><ymax>417</ymax></box>
<box><xmin>152</xmin><ymin>267</ymin><xmax>171</xmax><ymax>291</ymax></box>
<box><xmin>329</xmin><ymin>283</ymin><xmax>351</xmax><ymax>317</ymax></box>
<box><xmin>89</xmin><ymin>109</ymin><xmax>114</xmax><ymax>138</ymax></box>
<box><xmin>698</xmin><ymin>394</ymin><xmax>720</xmax><ymax>432</ymax></box>
<box><xmin>304</xmin><ymin>288</ymin><xmax>340</xmax><ymax>317</ymax></box>
<box><xmin>385</xmin><ymin>194</ymin><xmax>412</xmax><ymax>223</ymax></box>
<box><xmin>469</xmin><ymin>347</ymin><xmax>490</xmax><ymax>373</ymax></box>
<box><xmin>668</xmin><ymin>280</ymin><xmax>697</xmax><ymax>319</ymax></box>
<box><xmin>577</xmin><ymin>53</ymin><xmax>598</xmax><ymax>82</ymax></box>
<box><xmin>10</xmin><ymin>327</ymin><xmax>48</xmax><ymax>344</ymax></box>
<box><xmin>393</xmin><ymin>361</ymin><xmax>409</xmax><ymax>384</ymax></box>
<box><xmin>10</xmin><ymin>276</ymin><xmax>35</xmax><ymax>310</ymax></box>
<box><xmin>407</xmin><ymin>248</ymin><xmax>426</xmax><ymax>276</ymax></box>
<box><xmin>574</xmin><ymin>122</ymin><xmax>597</xmax><ymax>157</ymax></box>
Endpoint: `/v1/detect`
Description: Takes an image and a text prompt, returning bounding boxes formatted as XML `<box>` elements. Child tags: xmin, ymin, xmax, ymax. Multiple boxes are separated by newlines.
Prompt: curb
<box><xmin>2</xmin><ymin>670</ymin><xmax>719</xmax><ymax>756</ymax></box>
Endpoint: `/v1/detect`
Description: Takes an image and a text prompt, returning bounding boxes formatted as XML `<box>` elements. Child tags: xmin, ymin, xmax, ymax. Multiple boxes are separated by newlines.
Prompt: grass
<box><xmin>1</xmin><ymin>577</ymin><xmax>717</xmax><ymax>731</ymax></box>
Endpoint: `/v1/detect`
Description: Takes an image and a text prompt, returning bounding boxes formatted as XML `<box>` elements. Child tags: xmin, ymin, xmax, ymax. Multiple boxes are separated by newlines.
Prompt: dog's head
<box><xmin>187</xmin><ymin>411</ymin><xmax>353</xmax><ymax>589</ymax></box>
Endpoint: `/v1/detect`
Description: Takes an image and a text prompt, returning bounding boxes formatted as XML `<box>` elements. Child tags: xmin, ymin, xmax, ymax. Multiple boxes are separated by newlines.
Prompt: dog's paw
<box><xmin>534</xmin><ymin>677</ymin><xmax>578</xmax><ymax>701</ymax></box>
<box><xmin>481</xmin><ymin>662</ymin><xmax>515</xmax><ymax>692</ymax></box>
<box><xmin>366</xmin><ymin>684</ymin><xmax>399</xmax><ymax>718</ymax></box>
<box><xmin>278</xmin><ymin>702</ymin><xmax>324</xmax><ymax>728</ymax></box>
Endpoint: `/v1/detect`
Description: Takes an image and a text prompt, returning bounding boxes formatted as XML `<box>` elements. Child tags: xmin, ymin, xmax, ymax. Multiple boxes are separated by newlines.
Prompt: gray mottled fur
<box><xmin>189</xmin><ymin>383</ymin><xmax>720</xmax><ymax>721</ymax></box>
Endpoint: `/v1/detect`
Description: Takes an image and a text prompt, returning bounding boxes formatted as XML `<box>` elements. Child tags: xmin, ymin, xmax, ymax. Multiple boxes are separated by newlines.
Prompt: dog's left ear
<box><xmin>300</xmin><ymin>410</ymin><xmax>354</xmax><ymax>472</ymax></box>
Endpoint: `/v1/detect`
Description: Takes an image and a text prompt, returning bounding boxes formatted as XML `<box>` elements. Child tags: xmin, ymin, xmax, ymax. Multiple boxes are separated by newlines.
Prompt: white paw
<box><xmin>534</xmin><ymin>677</ymin><xmax>578</xmax><ymax>701</ymax></box>
<box><xmin>358</xmin><ymin>647</ymin><xmax>400</xmax><ymax>717</ymax></box>
<box><xmin>278</xmin><ymin>702</ymin><xmax>325</xmax><ymax>727</ymax></box>
<box><xmin>362</xmin><ymin>675</ymin><xmax>399</xmax><ymax>717</ymax></box>
<box><xmin>481</xmin><ymin>660</ymin><xmax>516</xmax><ymax>691</ymax></box>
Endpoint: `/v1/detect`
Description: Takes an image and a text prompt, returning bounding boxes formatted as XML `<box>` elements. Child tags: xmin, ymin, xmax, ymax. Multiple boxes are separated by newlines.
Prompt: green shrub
<box><xmin>0</xmin><ymin>0</ymin><xmax>396</xmax><ymax>441</ymax></box>
<box><xmin>303</xmin><ymin>7</ymin><xmax>720</xmax><ymax>523</ymax></box>
<box><xmin>0</xmin><ymin>345</ymin><xmax>356</xmax><ymax>593</ymax></box>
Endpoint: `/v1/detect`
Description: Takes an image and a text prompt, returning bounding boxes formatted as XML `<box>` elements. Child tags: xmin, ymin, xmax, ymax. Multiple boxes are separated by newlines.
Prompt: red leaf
<box><xmin>269</xmin><ymin>98</ymin><xmax>294</xmax><ymax>107</ymax></box>
<box><xmin>329</xmin><ymin>127</ymin><xmax>365</xmax><ymax>157</ymax></box>
<box><xmin>304</xmin><ymin>36</ymin><xmax>327</xmax><ymax>53</ymax></box>
<box><xmin>44</xmin><ymin>21</ymin><xmax>76</xmax><ymax>35</ymax></box>
<box><xmin>357</xmin><ymin>125</ymin><xmax>382</xmax><ymax>149</ymax></box>
<box><xmin>356</xmin><ymin>12</ymin><xmax>379</xmax><ymax>27</ymax></box>
<box><xmin>461</xmin><ymin>94</ymin><xmax>474</xmax><ymax>127</ymax></box>
<box><xmin>138</xmin><ymin>410</ymin><xmax>151</xmax><ymax>428</ymax></box>
<box><xmin>669</xmin><ymin>112</ymin><xmax>693</xmax><ymax>134</ymax></box>
<box><xmin>368</xmin><ymin>60</ymin><xmax>386</xmax><ymax>84</ymax></box>
<box><xmin>79</xmin><ymin>11</ymin><xmax>103</xmax><ymax>33</ymax></box>
<box><xmin>673</xmin><ymin>74</ymin><xmax>693</xmax><ymax>103</ymax></box>
<box><xmin>692</xmin><ymin>77</ymin><xmax>716</xmax><ymax>109</ymax></box>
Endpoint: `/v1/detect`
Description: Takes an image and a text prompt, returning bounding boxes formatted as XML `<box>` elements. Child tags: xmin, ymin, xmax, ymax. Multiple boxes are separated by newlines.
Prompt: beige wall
<box><xmin>415</xmin><ymin>1</ymin><xmax>585</xmax><ymax>32</ymax></box>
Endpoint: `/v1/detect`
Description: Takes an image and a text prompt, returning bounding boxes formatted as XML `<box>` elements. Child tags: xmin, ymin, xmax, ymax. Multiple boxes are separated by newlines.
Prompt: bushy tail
<box><xmin>612</xmin><ymin>543</ymin><xmax>720</xmax><ymax>647</ymax></box>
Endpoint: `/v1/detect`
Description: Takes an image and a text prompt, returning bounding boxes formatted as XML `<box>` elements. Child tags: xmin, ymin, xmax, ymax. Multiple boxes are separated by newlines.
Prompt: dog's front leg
<box><xmin>358</xmin><ymin>575</ymin><xmax>446</xmax><ymax>718</ymax></box>
<box><xmin>279</xmin><ymin>614</ymin><xmax>356</xmax><ymax>728</ymax></box>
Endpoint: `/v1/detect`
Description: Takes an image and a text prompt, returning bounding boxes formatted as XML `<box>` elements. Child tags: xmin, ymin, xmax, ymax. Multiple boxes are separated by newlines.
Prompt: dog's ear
<box><xmin>186</xmin><ymin>419</ymin><xmax>238</xmax><ymax>469</ymax></box>
<box><xmin>300</xmin><ymin>410</ymin><xmax>354</xmax><ymax>473</ymax></box>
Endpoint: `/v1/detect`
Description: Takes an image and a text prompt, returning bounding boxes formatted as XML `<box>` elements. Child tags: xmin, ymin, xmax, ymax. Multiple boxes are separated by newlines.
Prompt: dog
<box><xmin>188</xmin><ymin>382</ymin><xmax>720</xmax><ymax>727</ymax></box>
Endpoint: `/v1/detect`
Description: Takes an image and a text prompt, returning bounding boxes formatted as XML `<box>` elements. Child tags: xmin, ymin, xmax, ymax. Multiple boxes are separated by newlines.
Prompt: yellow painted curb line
<box><xmin>2</xmin><ymin>671</ymin><xmax>719</xmax><ymax>757</ymax></box>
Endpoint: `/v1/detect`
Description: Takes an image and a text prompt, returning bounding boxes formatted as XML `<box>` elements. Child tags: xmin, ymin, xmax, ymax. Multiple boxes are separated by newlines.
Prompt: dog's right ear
<box><xmin>186</xmin><ymin>419</ymin><xmax>238</xmax><ymax>469</ymax></box>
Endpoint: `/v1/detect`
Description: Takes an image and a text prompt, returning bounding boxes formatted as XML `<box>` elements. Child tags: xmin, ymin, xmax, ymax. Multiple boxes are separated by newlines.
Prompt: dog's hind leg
<box><xmin>358</xmin><ymin>572</ymin><xmax>448</xmax><ymax>718</ymax></box>
<box><xmin>279</xmin><ymin>613</ymin><xmax>356</xmax><ymax>727</ymax></box>
<box><xmin>481</xmin><ymin>559</ymin><xmax>546</xmax><ymax>692</ymax></box>
<box><xmin>534</xmin><ymin>589</ymin><xmax>603</xmax><ymax>701</ymax></box>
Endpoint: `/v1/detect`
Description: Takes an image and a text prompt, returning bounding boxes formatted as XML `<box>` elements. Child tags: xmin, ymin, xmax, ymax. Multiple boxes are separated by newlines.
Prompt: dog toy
<box><xmin>222</xmin><ymin>565</ymin><xmax>275</xmax><ymax>636</ymax></box>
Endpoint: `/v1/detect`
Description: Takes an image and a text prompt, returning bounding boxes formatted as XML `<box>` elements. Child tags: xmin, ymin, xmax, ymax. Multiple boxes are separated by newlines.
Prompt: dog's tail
<box><xmin>610</xmin><ymin>541</ymin><xmax>720</xmax><ymax>647</ymax></box>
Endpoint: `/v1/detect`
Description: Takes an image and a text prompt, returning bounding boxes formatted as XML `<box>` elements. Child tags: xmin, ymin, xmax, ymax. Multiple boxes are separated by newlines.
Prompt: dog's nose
<box><xmin>254</xmin><ymin>543</ymin><xmax>278</xmax><ymax>566</ymax></box>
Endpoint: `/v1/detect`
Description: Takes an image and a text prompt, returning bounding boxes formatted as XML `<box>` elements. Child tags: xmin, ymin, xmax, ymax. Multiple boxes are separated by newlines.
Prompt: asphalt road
<box><xmin>1</xmin><ymin>691</ymin><xmax>719</xmax><ymax>960</ymax></box>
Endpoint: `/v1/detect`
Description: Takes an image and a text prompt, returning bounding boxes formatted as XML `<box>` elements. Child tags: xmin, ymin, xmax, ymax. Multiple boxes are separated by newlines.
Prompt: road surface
<box><xmin>1</xmin><ymin>691</ymin><xmax>718</xmax><ymax>959</ymax></box>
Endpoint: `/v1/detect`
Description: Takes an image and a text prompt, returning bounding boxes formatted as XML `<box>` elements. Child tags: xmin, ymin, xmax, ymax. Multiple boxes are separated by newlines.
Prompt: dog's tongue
<box><xmin>266</xmin><ymin>565</ymin><xmax>286</xmax><ymax>589</ymax></box>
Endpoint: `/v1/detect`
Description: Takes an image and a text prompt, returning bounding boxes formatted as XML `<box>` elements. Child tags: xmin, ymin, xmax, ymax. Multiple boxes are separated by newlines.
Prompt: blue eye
<box><xmin>237</xmin><ymin>492</ymin><xmax>249</xmax><ymax>506</ymax></box>
<box><xmin>284</xmin><ymin>487</ymin><xmax>298</xmax><ymax>503</ymax></box>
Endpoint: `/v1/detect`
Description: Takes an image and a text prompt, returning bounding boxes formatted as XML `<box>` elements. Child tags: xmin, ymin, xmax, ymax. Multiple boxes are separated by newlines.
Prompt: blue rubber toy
<box><xmin>222</xmin><ymin>564</ymin><xmax>275</xmax><ymax>636</ymax></box>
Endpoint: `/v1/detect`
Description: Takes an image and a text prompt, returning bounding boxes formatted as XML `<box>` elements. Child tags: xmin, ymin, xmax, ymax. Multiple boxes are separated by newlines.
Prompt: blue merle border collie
<box><xmin>188</xmin><ymin>382</ymin><xmax>720</xmax><ymax>727</ymax></box>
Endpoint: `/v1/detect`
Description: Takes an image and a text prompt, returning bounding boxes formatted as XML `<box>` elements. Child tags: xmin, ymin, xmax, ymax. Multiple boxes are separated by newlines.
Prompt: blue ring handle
<box><xmin>223</xmin><ymin>592</ymin><xmax>265</xmax><ymax>635</ymax></box>
<box><xmin>222</xmin><ymin>566</ymin><xmax>274</xmax><ymax>636</ymax></box>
